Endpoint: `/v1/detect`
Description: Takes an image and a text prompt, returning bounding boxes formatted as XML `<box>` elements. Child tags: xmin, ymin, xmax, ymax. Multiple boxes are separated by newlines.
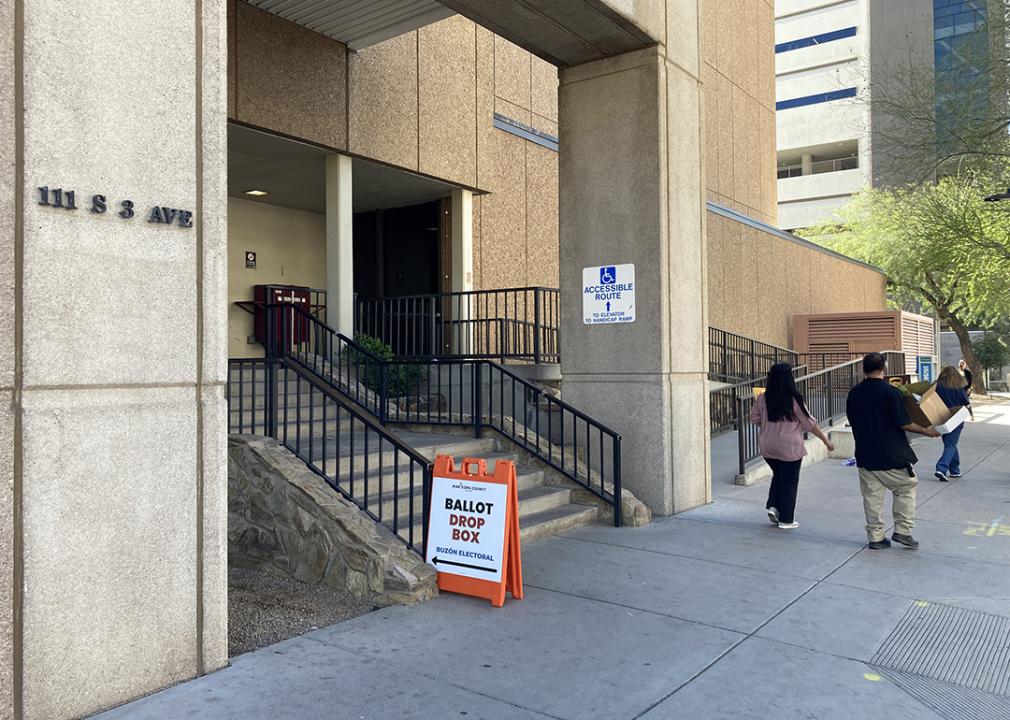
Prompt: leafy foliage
<box><xmin>802</xmin><ymin>175</ymin><xmax>1010</xmax><ymax>328</ymax></box>
<box><xmin>973</xmin><ymin>334</ymin><xmax>1010</xmax><ymax>371</ymax></box>
<box><xmin>346</xmin><ymin>334</ymin><xmax>426</xmax><ymax>397</ymax></box>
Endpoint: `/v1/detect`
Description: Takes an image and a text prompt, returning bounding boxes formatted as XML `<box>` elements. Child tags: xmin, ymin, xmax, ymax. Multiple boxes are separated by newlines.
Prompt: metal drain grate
<box><xmin>875</xmin><ymin>668</ymin><xmax>1010</xmax><ymax>720</ymax></box>
<box><xmin>872</xmin><ymin>602</ymin><xmax>1010</xmax><ymax>697</ymax></box>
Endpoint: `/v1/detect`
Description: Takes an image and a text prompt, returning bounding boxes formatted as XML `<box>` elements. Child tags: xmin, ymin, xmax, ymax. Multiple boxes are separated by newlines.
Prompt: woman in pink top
<box><xmin>749</xmin><ymin>363</ymin><xmax>834</xmax><ymax>529</ymax></box>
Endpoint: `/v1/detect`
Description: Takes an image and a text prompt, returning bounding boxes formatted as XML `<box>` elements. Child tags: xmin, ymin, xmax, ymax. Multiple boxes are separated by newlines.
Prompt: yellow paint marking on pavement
<box><xmin>962</xmin><ymin>518</ymin><xmax>1009</xmax><ymax>537</ymax></box>
<box><xmin>864</xmin><ymin>673</ymin><xmax>881</xmax><ymax>682</ymax></box>
<box><xmin>915</xmin><ymin>600</ymin><xmax>929</xmax><ymax>608</ymax></box>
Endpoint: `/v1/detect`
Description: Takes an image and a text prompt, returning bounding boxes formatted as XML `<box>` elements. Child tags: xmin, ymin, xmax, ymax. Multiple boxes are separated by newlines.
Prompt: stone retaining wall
<box><xmin>228</xmin><ymin>435</ymin><xmax>437</xmax><ymax>606</ymax></box>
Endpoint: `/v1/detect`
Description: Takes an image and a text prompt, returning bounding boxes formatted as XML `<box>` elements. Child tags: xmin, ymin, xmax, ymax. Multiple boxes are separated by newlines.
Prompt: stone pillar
<box><xmin>325</xmin><ymin>154</ymin><xmax>354</xmax><ymax>337</ymax></box>
<box><xmin>559</xmin><ymin>40</ymin><xmax>710</xmax><ymax>515</ymax></box>
<box><xmin>1</xmin><ymin>2</ymin><xmax>229</xmax><ymax>718</ymax></box>
<box><xmin>801</xmin><ymin>153</ymin><xmax>814</xmax><ymax>176</ymax></box>
<box><xmin>450</xmin><ymin>188</ymin><xmax>473</xmax><ymax>353</ymax></box>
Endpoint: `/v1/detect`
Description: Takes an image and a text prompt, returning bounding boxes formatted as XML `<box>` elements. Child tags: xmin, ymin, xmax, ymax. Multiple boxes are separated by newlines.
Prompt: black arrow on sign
<box><xmin>432</xmin><ymin>556</ymin><xmax>495</xmax><ymax>573</ymax></box>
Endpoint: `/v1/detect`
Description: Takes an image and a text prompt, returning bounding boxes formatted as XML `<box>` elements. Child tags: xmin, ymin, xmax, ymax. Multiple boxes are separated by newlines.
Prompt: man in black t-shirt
<box><xmin>846</xmin><ymin>353</ymin><xmax>940</xmax><ymax>549</ymax></box>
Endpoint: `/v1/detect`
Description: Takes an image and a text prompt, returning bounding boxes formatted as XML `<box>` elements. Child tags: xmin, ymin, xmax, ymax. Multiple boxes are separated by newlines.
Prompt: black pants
<box><xmin>765</xmin><ymin>458</ymin><xmax>802</xmax><ymax>523</ymax></box>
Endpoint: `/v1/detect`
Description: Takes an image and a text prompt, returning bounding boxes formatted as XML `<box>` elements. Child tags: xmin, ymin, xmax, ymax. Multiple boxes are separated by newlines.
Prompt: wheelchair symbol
<box><xmin>600</xmin><ymin>266</ymin><xmax>616</xmax><ymax>285</ymax></box>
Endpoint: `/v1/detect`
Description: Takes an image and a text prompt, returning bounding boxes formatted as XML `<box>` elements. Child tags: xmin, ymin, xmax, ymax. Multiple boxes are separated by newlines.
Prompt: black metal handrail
<box><xmin>263</xmin><ymin>301</ymin><xmax>622</xmax><ymax>526</ymax></box>
<box><xmin>734</xmin><ymin>350</ymin><xmax>906</xmax><ymax>474</ymax></box>
<box><xmin>709</xmin><ymin>366</ymin><xmax>807</xmax><ymax>436</ymax></box>
<box><xmin>356</xmin><ymin>287</ymin><xmax>559</xmax><ymax>363</ymax></box>
<box><xmin>267</xmin><ymin>301</ymin><xmax>390</xmax><ymax>420</ymax></box>
<box><xmin>372</xmin><ymin>356</ymin><xmax>623</xmax><ymax>526</ymax></box>
<box><xmin>709</xmin><ymin>327</ymin><xmax>800</xmax><ymax>383</ymax></box>
<box><xmin>227</xmin><ymin>357</ymin><xmax>434</xmax><ymax>554</ymax></box>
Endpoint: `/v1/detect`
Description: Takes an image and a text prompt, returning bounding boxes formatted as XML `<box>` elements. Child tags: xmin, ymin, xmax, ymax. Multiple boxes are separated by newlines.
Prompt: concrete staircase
<box><xmin>228</xmin><ymin>371</ymin><xmax>606</xmax><ymax>548</ymax></box>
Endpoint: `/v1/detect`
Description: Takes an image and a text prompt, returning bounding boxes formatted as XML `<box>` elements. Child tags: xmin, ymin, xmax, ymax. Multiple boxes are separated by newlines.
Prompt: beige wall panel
<box><xmin>227</xmin><ymin>198</ymin><xmax>326</xmax><ymax>357</ymax></box>
<box><xmin>706</xmin><ymin>215</ymin><xmax>726</xmax><ymax>330</ymax></box>
<box><xmin>715</xmin><ymin>0</ymin><xmax>734</xmax><ymax>78</ymax></box>
<box><xmin>475</xmin><ymin>25</ymin><xmax>494</xmax><ymax>289</ymax></box>
<box><xmin>21</xmin><ymin>387</ymin><xmax>198</xmax><ymax>720</ymax></box>
<box><xmin>531</xmin><ymin>57</ymin><xmax>558</xmax><ymax>121</ymax></box>
<box><xmin>758</xmin><ymin>108</ymin><xmax>776</xmax><ymax>223</ymax></box>
<box><xmin>842</xmin><ymin>265</ymin><xmax>866</xmax><ymax>311</ymax></box>
<box><xmin>472</xmin><ymin>194</ymin><xmax>483</xmax><ymax>289</ymax></box>
<box><xmin>479</xmin><ymin>130</ymin><xmax>527</xmax><ymax>288</ymax></box>
<box><xmin>494</xmin><ymin>36</ymin><xmax>531</xmax><ymax>111</ymax></box>
<box><xmin>731</xmin><ymin>87</ymin><xmax>751</xmax><ymax>212</ymax></box>
<box><xmin>526</xmin><ymin>145</ymin><xmax>559</xmax><ymax>288</ymax></box>
<box><xmin>702</xmin><ymin>64</ymin><xmax>720</xmax><ymax>198</ymax></box>
<box><xmin>235</xmin><ymin>3</ymin><xmax>347</xmax><ymax>149</ymax></box>
<box><xmin>753</xmin><ymin>232</ymin><xmax>780</xmax><ymax>345</ymax></box>
<box><xmin>700</xmin><ymin>0</ymin><xmax>717</xmax><ymax>70</ymax></box>
<box><xmin>738</xmin><ymin>0</ymin><xmax>758</xmax><ymax>101</ymax></box>
<box><xmin>419</xmin><ymin>17</ymin><xmax>477</xmax><ymax>187</ymax></box>
<box><xmin>532</xmin><ymin>114</ymin><xmax>558</xmax><ymax>137</ymax></box>
<box><xmin>716</xmin><ymin>72</ymin><xmax>735</xmax><ymax>205</ymax></box>
<box><xmin>349</xmin><ymin>32</ymin><xmax>418</xmax><ymax>170</ymax></box>
<box><xmin>764</xmin><ymin>241</ymin><xmax>790</xmax><ymax>346</ymax></box>
<box><xmin>758</xmin><ymin>0</ymin><xmax>776</xmax><ymax>112</ymax></box>
<box><xmin>718</xmin><ymin>216</ymin><xmax>746</xmax><ymax>335</ymax></box>
<box><xmin>495</xmin><ymin>97</ymin><xmax>532</xmax><ymax>126</ymax></box>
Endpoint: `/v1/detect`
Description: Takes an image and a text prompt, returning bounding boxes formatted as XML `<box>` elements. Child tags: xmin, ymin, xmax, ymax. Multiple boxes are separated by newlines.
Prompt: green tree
<box><xmin>803</xmin><ymin>176</ymin><xmax>1010</xmax><ymax>392</ymax></box>
<box><xmin>973</xmin><ymin>334</ymin><xmax>1010</xmax><ymax>373</ymax></box>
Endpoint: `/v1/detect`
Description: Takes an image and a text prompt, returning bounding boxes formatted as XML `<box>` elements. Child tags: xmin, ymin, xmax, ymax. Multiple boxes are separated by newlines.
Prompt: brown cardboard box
<box><xmin>903</xmin><ymin>384</ymin><xmax>956</xmax><ymax>428</ymax></box>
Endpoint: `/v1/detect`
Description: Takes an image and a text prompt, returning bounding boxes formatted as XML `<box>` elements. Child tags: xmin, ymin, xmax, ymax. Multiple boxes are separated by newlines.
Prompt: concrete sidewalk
<box><xmin>100</xmin><ymin>402</ymin><xmax>1010</xmax><ymax>719</ymax></box>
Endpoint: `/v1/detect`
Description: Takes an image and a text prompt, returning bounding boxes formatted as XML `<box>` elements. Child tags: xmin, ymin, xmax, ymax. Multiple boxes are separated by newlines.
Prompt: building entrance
<box><xmin>226</xmin><ymin>123</ymin><xmax>458</xmax><ymax>357</ymax></box>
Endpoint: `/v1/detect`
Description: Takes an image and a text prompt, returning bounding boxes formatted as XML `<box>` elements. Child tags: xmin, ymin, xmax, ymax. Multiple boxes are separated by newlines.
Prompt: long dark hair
<box><xmin>764</xmin><ymin>363</ymin><xmax>812</xmax><ymax>423</ymax></box>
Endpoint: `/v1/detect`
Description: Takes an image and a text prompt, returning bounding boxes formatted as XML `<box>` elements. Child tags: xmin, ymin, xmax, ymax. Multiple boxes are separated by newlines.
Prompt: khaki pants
<box><xmin>858</xmin><ymin>467</ymin><xmax>918</xmax><ymax>541</ymax></box>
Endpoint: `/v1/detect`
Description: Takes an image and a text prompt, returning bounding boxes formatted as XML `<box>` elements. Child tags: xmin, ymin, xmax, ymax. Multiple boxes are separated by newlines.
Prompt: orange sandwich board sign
<box><xmin>425</xmin><ymin>456</ymin><xmax>523</xmax><ymax>607</ymax></box>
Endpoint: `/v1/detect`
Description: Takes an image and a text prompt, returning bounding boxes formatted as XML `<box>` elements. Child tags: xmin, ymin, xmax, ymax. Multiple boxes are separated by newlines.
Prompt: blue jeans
<box><xmin>936</xmin><ymin>423</ymin><xmax>964</xmax><ymax>475</ymax></box>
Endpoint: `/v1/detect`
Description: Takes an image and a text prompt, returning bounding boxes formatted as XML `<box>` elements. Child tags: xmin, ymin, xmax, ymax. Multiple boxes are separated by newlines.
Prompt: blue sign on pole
<box><xmin>917</xmin><ymin>356</ymin><xmax>934</xmax><ymax>383</ymax></box>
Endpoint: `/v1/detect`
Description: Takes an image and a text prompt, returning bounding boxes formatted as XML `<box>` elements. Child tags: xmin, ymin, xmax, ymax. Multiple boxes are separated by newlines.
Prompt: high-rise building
<box><xmin>775</xmin><ymin>0</ymin><xmax>1000</xmax><ymax>230</ymax></box>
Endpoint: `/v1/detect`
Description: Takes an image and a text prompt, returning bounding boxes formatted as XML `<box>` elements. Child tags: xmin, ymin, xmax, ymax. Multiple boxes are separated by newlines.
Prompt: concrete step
<box><xmin>519</xmin><ymin>504</ymin><xmax>599</xmax><ymax>544</ymax></box>
<box><xmin>228</xmin><ymin>407</ymin><xmax>359</xmax><ymax>434</ymax></box>
<box><xmin>515</xmin><ymin>485</ymin><xmax>572</xmax><ymax>515</ymax></box>
<box><xmin>304</xmin><ymin>434</ymin><xmax>499</xmax><ymax>472</ymax></box>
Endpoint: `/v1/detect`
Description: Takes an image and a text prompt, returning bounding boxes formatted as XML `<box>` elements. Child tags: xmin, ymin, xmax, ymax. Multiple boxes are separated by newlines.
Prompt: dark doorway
<box><xmin>353</xmin><ymin>200</ymin><xmax>442</xmax><ymax>301</ymax></box>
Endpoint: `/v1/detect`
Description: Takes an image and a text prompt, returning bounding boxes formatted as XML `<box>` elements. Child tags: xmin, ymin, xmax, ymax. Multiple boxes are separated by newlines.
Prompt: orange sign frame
<box><xmin>428</xmin><ymin>456</ymin><xmax>523</xmax><ymax>607</ymax></box>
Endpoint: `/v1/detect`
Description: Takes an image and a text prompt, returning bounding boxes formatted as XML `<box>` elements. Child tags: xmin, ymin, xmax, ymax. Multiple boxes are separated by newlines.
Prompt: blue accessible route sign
<box><xmin>583</xmin><ymin>263</ymin><xmax>635</xmax><ymax>324</ymax></box>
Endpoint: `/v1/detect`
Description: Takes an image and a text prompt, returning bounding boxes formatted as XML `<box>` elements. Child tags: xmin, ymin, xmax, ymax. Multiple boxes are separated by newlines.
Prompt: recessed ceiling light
<box><xmin>244</xmin><ymin>189</ymin><xmax>268</xmax><ymax>197</ymax></box>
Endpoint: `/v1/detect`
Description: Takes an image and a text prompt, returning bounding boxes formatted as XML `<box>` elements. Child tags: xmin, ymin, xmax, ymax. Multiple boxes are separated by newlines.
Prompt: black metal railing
<box><xmin>734</xmin><ymin>351</ymin><xmax>906</xmax><ymax>474</ymax></box>
<box><xmin>709</xmin><ymin>327</ymin><xmax>799</xmax><ymax>383</ymax></box>
<box><xmin>259</xmin><ymin>301</ymin><xmax>622</xmax><ymax>526</ymax></box>
<box><xmin>228</xmin><ymin>357</ymin><xmax>434</xmax><ymax>554</ymax></box>
<box><xmin>355</xmin><ymin>287</ymin><xmax>559</xmax><ymax>363</ymax></box>
<box><xmin>265</xmin><ymin>300</ymin><xmax>390</xmax><ymax>420</ymax></box>
<box><xmin>375</xmin><ymin>358</ymin><xmax>622</xmax><ymax>523</ymax></box>
<box><xmin>709</xmin><ymin>365</ymin><xmax>807</xmax><ymax>436</ymax></box>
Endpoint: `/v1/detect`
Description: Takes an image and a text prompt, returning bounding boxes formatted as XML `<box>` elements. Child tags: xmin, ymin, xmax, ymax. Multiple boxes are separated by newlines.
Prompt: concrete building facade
<box><xmin>2</xmin><ymin>1</ymin><xmax>887</xmax><ymax>718</ymax></box>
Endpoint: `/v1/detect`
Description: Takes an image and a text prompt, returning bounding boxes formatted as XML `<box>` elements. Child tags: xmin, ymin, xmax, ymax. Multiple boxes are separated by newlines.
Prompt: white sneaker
<box><xmin>777</xmin><ymin>521</ymin><xmax>799</xmax><ymax>529</ymax></box>
<box><xmin>767</xmin><ymin>507</ymin><xmax>779</xmax><ymax>524</ymax></box>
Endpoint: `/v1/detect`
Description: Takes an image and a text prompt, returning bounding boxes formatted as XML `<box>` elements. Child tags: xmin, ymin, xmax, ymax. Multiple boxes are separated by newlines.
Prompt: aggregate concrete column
<box><xmin>559</xmin><ymin>40</ymin><xmax>710</xmax><ymax>516</ymax></box>
<box><xmin>325</xmin><ymin>154</ymin><xmax>354</xmax><ymax>337</ymax></box>
<box><xmin>3</xmin><ymin>2</ymin><xmax>229</xmax><ymax>719</ymax></box>
<box><xmin>450</xmin><ymin>188</ymin><xmax>473</xmax><ymax>353</ymax></box>
<box><xmin>1</xmin><ymin>3</ymin><xmax>14</xmax><ymax>718</ymax></box>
